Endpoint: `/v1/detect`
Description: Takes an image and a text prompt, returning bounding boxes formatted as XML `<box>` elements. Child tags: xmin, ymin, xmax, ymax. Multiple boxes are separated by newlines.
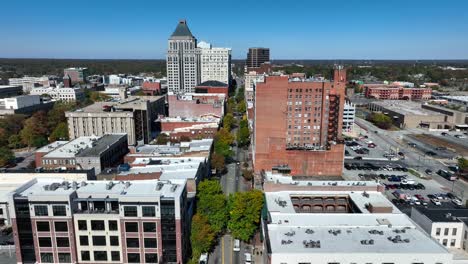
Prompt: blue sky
<box><xmin>1</xmin><ymin>0</ymin><xmax>467</xmax><ymax>59</ymax></box>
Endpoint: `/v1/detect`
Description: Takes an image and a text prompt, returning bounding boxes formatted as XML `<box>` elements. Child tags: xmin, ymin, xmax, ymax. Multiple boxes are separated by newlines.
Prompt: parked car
<box><xmin>245</xmin><ymin>253</ymin><xmax>252</xmax><ymax>264</ymax></box>
<box><xmin>441</xmin><ymin>132</ymin><xmax>448</xmax><ymax>136</ymax></box>
<box><xmin>233</xmin><ymin>239</ymin><xmax>241</xmax><ymax>252</ymax></box>
<box><xmin>199</xmin><ymin>253</ymin><xmax>208</xmax><ymax>264</ymax></box>
<box><xmin>431</xmin><ymin>199</ymin><xmax>442</xmax><ymax>206</ymax></box>
<box><xmin>425</xmin><ymin>151</ymin><xmax>437</xmax><ymax>156</ymax></box>
<box><xmin>408</xmin><ymin>142</ymin><xmax>417</xmax><ymax>147</ymax></box>
<box><xmin>425</xmin><ymin>169</ymin><xmax>433</xmax><ymax>175</ymax></box>
<box><xmin>454</xmin><ymin>134</ymin><xmax>467</xmax><ymax>139</ymax></box>
<box><xmin>452</xmin><ymin>199</ymin><xmax>463</xmax><ymax>206</ymax></box>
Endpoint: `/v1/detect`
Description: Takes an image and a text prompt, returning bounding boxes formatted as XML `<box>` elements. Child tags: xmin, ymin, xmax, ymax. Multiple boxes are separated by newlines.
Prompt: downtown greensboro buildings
<box><xmin>253</xmin><ymin>67</ymin><xmax>347</xmax><ymax>177</ymax></box>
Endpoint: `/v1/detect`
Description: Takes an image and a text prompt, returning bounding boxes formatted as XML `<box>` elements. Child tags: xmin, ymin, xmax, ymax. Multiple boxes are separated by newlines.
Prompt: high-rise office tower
<box><xmin>198</xmin><ymin>41</ymin><xmax>231</xmax><ymax>85</ymax></box>
<box><xmin>253</xmin><ymin>66</ymin><xmax>347</xmax><ymax>177</ymax></box>
<box><xmin>246</xmin><ymin>48</ymin><xmax>270</xmax><ymax>68</ymax></box>
<box><xmin>167</xmin><ymin>20</ymin><xmax>200</xmax><ymax>94</ymax></box>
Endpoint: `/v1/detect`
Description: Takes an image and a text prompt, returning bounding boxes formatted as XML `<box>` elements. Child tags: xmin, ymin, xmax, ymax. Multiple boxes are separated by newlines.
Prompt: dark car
<box><xmin>425</xmin><ymin>151</ymin><xmax>437</xmax><ymax>156</ymax></box>
<box><xmin>446</xmin><ymin>192</ymin><xmax>457</xmax><ymax>199</ymax></box>
<box><xmin>354</xmin><ymin>156</ymin><xmax>363</xmax><ymax>160</ymax></box>
<box><xmin>441</xmin><ymin>132</ymin><xmax>448</xmax><ymax>136</ymax></box>
<box><xmin>425</xmin><ymin>169</ymin><xmax>433</xmax><ymax>175</ymax></box>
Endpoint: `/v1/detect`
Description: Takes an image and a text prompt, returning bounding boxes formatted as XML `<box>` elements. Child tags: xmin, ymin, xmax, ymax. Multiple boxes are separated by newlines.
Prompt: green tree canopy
<box><xmin>20</xmin><ymin>111</ymin><xmax>49</xmax><ymax>147</ymax></box>
<box><xmin>237</xmin><ymin>119</ymin><xmax>250</xmax><ymax>147</ymax></box>
<box><xmin>0</xmin><ymin>147</ymin><xmax>15</xmax><ymax>167</ymax></box>
<box><xmin>190</xmin><ymin>214</ymin><xmax>216</xmax><ymax>260</ymax></box>
<box><xmin>223</xmin><ymin>113</ymin><xmax>235</xmax><ymax>131</ymax></box>
<box><xmin>197</xmin><ymin>180</ymin><xmax>228</xmax><ymax>234</ymax></box>
<box><xmin>458</xmin><ymin>157</ymin><xmax>468</xmax><ymax>171</ymax></box>
<box><xmin>210</xmin><ymin>152</ymin><xmax>225</xmax><ymax>173</ymax></box>
<box><xmin>228</xmin><ymin>190</ymin><xmax>264</xmax><ymax>241</ymax></box>
<box><xmin>49</xmin><ymin>122</ymin><xmax>69</xmax><ymax>142</ymax></box>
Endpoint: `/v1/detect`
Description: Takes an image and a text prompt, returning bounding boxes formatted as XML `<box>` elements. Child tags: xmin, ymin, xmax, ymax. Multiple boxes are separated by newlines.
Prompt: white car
<box><xmin>411</xmin><ymin>197</ymin><xmax>421</xmax><ymax>205</ymax></box>
<box><xmin>452</xmin><ymin>199</ymin><xmax>463</xmax><ymax>206</ymax></box>
<box><xmin>244</xmin><ymin>253</ymin><xmax>252</xmax><ymax>264</ymax></box>
<box><xmin>199</xmin><ymin>253</ymin><xmax>208</xmax><ymax>264</ymax></box>
<box><xmin>233</xmin><ymin>239</ymin><xmax>241</xmax><ymax>252</ymax></box>
<box><xmin>402</xmin><ymin>179</ymin><xmax>415</xmax><ymax>185</ymax></box>
<box><xmin>431</xmin><ymin>199</ymin><xmax>442</xmax><ymax>206</ymax></box>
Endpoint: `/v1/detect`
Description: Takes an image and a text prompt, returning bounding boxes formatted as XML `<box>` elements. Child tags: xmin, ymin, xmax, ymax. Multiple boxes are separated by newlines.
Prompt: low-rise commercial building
<box><xmin>30</xmin><ymin>86</ymin><xmax>85</xmax><ymax>102</ymax></box>
<box><xmin>168</xmin><ymin>93</ymin><xmax>224</xmax><ymax>118</ymax></box>
<box><xmin>36</xmin><ymin>134</ymin><xmax>128</xmax><ymax>174</ymax></box>
<box><xmin>0</xmin><ymin>95</ymin><xmax>54</xmax><ymax>117</ymax></box>
<box><xmin>159</xmin><ymin>116</ymin><xmax>220</xmax><ymax>141</ymax></box>
<box><xmin>8</xmin><ymin>178</ymin><xmax>189</xmax><ymax>263</ymax></box>
<box><xmin>411</xmin><ymin>208</ymin><xmax>468</xmax><ymax>252</ymax></box>
<box><xmin>194</xmin><ymin>80</ymin><xmax>229</xmax><ymax>97</ymax></box>
<box><xmin>65</xmin><ymin>96</ymin><xmax>166</xmax><ymax>145</ymax></box>
<box><xmin>261</xmin><ymin>178</ymin><xmax>453</xmax><ymax>264</ymax></box>
<box><xmin>364</xmin><ymin>84</ymin><xmax>432</xmax><ymax>100</ymax></box>
<box><xmin>368</xmin><ymin>101</ymin><xmax>450</xmax><ymax>129</ymax></box>
<box><xmin>0</xmin><ymin>85</ymin><xmax>22</xmax><ymax>98</ymax></box>
<box><xmin>422</xmin><ymin>103</ymin><xmax>468</xmax><ymax>126</ymax></box>
<box><xmin>8</xmin><ymin>77</ymin><xmax>50</xmax><ymax>93</ymax></box>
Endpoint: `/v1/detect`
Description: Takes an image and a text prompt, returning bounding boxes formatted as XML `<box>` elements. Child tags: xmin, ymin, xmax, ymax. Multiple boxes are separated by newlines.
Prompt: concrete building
<box><xmin>65</xmin><ymin>96</ymin><xmax>166</xmax><ymax>145</ymax></box>
<box><xmin>30</xmin><ymin>86</ymin><xmax>85</xmax><ymax>102</ymax></box>
<box><xmin>245</xmin><ymin>71</ymin><xmax>265</xmax><ymax>104</ymax></box>
<box><xmin>411</xmin><ymin>208</ymin><xmax>468</xmax><ymax>252</ymax></box>
<box><xmin>198</xmin><ymin>41</ymin><xmax>231</xmax><ymax>85</ymax></box>
<box><xmin>35</xmin><ymin>134</ymin><xmax>128</xmax><ymax>174</ymax></box>
<box><xmin>8</xmin><ymin>76</ymin><xmax>50</xmax><ymax>93</ymax></box>
<box><xmin>368</xmin><ymin>101</ymin><xmax>451</xmax><ymax>129</ymax></box>
<box><xmin>246</xmin><ymin>47</ymin><xmax>270</xmax><ymax>68</ymax></box>
<box><xmin>441</xmin><ymin>96</ymin><xmax>468</xmax><ymax>110</ymax></box>
<box><xmin>364</xmin><ymin>84</ymin><xmax>432</xmax><ymax>100</ymax></box>
<box><xmin>159</xmin><ymin>116</ymin><xmax>220</xmax><ymax>141</ymax></box>
<box><xmin>0</xmin><ymin>95</ymin><xmax>53</xmax><ymax>117</ymax></box>
<box><xmin>8</xmin><ymin>178</ymin><xmax>188</xmax><ymax>263</ymax></box>
<box><xmin>421</xmin><ymin>104</ymin><xmax>468</xmax><ymax>127</ymax></box>
<box><xmin>168</xmin><ymin>93</ymin><xmax>224</xmax><ymax>118</ymax></box>
<box><xmin>194</xmin><ymin>80</ymin><xmax>229</xmax><ymax>97</ymax></box>
<box><xmin>0</xmin><ymin>85</ymin><xmax>22</xmax><ymax>98</ymax></box>
<box><xmin>343</xmin><ymin>100</ymin><xmax>356</xmax><ymax>134</ymax></box>
<box><xmin>64</xmin><ymin>68</ymin><xmax>88</xmax><ymax>83</ymax></box>
<box><xmin>167</xmin><ymin>20</ymin><xmax>200</xmax><ymax>94</ymax></box>
<box><xmin>261</xmin><ymin>178</ymin><xmax>453</xmax><ymax>264</ymax></box>
<box><xmin>253</xmin><ymin>67</ymin><xmax>347</xmax><ymax>177</ymax></box>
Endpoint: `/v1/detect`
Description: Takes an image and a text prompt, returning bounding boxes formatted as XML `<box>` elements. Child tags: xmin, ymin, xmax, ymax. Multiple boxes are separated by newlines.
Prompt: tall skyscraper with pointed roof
<box><xmin>167</xmin><ymin>20</ymin><xmax>200</xmax><ymax>93</ymax></box>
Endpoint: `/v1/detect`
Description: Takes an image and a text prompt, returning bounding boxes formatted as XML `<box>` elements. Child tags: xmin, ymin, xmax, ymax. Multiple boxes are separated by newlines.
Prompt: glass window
<box><xmin>451</xmin><ymin>239</ymin><xmax>456</xmax><ymax>246</ymax></box>
<box><xmin>125</xmin><ymin>222</ymin><xmax>138</xmax><ymax>232</ymax></box>
<box><xmin>79</xmin><ymin>236</ymin><xmax>88</xmax><ymax>246</ymax></box>
<box><xmin>145</xmin><ymin>253</ymin><xmax>158</xmax><ymax>263</ymax></box>
<box><xmin>36</xmin><ymin>221</ymin><xmax>50</xmax><ymax>232</ymax></box>
<box><xmin>58</xmin><ymin>253</ymin><xmax>71</xmax><ymax>263</ymax></box>
<box><xmin>436</xmin><ymin>228</ymin><xmax>441</xmax><ymax>235</ymax></box>
<box><xmin>39</xmin><ymin>237</ymin><xmax>52</xmax><ymax>247</ymax></box>
<box><xmin>443</xmin><ymin>239</ymin><xmax>448</xmax><ymax>246</ymax></box>
<box><xmin>144</xmin><ymin>238</ymin><xmax>157</xmax><ymax>248</ymax></box>
<box><xmin>56</xmin><ymin>237</ymin><xmax>69</xmax><ymax>247</ymax></box>
<box><xmin>35</xmin><ymin>205</ymin><xmax>48</xmax><ymax>216</ymax></box>
<box><xmin>52</xmin><ymin>205</ymin><xmax>66</xmax><ymax>216</ymax></box>
<box><xmin>110</xmin><ymin>236</ymin><xmax>119</xmax><ymax>246</ymax></box>
<box><xmin>142</xmin><ymin>206</ymin><xmax>155</xmax><ymax>217</ymax></box>
<box><xmin>91</xmin><ymin>220</ymin><xmax>105</xmax><ymax>230</ymax></box>
<box><xmin>108</xmin><ymin>220</ymin><xmax>118</xmax><ymax>231</ymax></box>
<box><xmin>111</xmin><ymin>251</ymin><xmax>120</xmax><ymax>261</ymax></box>
<box><xmin>41</xmin><ymin>253</ymin><xmax>54</xmax><ymax>263</ymax></box>
<box><xmin>78</xmin><ymin>220</ymin><xmax>87</xmax><ymax>231</ymax></box>
<box><xmin>444</xmin><ymin>228</ymin><xmax>449</xmax><ymax>236</ymax></box>
<box><xmin>92</xmin><ymin>236</ymin><xmax>106</xmax><ymax>246</ymax></box>
<box><xmin>94</xmin><ymin>251</ymin><xmax>107</xmax><ymax>261</ymax></box>
<box><xmin>54</xmin><ymin>221</ymin><xmax>68</xmax><ymax>232</ymax></box>
<box><xmin>453</xmin><ymin>228</ymin><xmax>457</xmax><ymax>236</ymax></box>
<box><xmin>124</xmin><ymin>206</ymin><xmax>138</xmax><ymax>217</ymax></box>
<box><xmin>81</xmin><ymin>251</ymin><xmax>90</xmax><ymax>261</ymax></box>
<box><xmin>127</xmin><ymin>238</ymin><xmax>139</xmax><ymax>248</ymax></box>
<box><xmin>143</xmin><ymin>222</ymin><xmax>156</xmax><ymax>232</ymax></box>
<box><xmin>128</xmin><ymin>253</ymin><xmax>140</xmax><ymax>263</ymax></box>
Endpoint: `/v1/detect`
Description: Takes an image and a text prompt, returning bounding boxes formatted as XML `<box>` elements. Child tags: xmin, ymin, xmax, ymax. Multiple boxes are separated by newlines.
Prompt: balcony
<box><xmin>73</xmin><ymin>209</ymin><xmax>119</xmax><ymax>214</ymax></box>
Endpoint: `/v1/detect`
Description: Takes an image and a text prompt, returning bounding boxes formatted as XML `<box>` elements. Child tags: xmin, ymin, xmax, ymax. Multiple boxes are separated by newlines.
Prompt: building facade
<box><xmin>342</xmin><ymin>100</ymin><xmax>356</xmax><ymax>134</ymax></box>
<box><xmin>65</xmin><ymin>96</ymin><xmax>166</xmax><ymax>145</ymax></box>
<box><xmin>167</xmin><ymin>20</ymin><xmax>200</xmax><ymax>94</ymax></box>
<box><xmin>246</xmin><ymin>47</ymin><xmax>270</xmax><ymax>68</ymax></box>
<box><xmin>8</xmin><ymin>178</ymin><xmax>188</xmax><ymax>264</ymax></box>
<box><xmin>253</xmin><ymin>68</ymin><xmax>346</xmax><ymax>177</ymax></box>
<box><xmin>64</xmin><ymin>68</ymin><xmax>89</xmax><ymax>83</ymax></box>
<box><xmin>30</xmin><ymin>86</ymin><xmax>85</xmax><ymax>102</ymax></box>
<box><xmin>8</xmin><ymin>77</ymin><xmax>50</xmax><ymax>93</ymax></box>
<box><xmin>364</xmin><ymin>84</ymin><xmax>432</xmax><ymax>100</ymax></box>
<box><xmin>194</xmin><ymin>81</ymin><xmax>229</xmax><ymax>97</ymax></box>
<box><xmin>0</xmin><ymin>85</ymin><xmax>23</xmax><ymax>98</ymax></box>
<box><xmin>198</xmin><ymin>42</ymin><xmax>231</xmax><ymax>85</ymax></box>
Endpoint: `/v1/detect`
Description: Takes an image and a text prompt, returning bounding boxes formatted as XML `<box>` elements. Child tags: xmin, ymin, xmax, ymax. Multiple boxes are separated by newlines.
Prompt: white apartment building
<box><xmin>411</xmin><ymin>208</ymin><xmax>468</xmax><ymax>252</ymax></box>
<box><xmin>167</xmin><ymin>20</ymin><xmax>200</xmax><ymax>94</ymax></box>
<box><xmin>198</xmin><ymin>41</ymin><xmax>231</xmax><ymax>85</ymax></box>
<box><xmin>244</xmin><ymin>71</ymin><xmax>265</xmax><ymax>104</ymax></box>
<box><xmin>343</xmin><ymin>100</ymin><xmax>356</xmax><ymax>133</ymax></box>
<box><xmin>9</xmin><ymin>76</ymin><xmax>50</xmax><ymax>93</ymax></box>
<box><xmin>30</xmin><ymin>86</ymin><xmax>84</xmax><ymax>102</ymax></box>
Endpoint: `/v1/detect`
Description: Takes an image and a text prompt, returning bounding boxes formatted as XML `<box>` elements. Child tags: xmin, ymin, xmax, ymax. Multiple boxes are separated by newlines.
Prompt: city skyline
<box><xmin>1</xmin><ymin>0</ymin><xmax>468</xmax><ymax>60</ymax></box>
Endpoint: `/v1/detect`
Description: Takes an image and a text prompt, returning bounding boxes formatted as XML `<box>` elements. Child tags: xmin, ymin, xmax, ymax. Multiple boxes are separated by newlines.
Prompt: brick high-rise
<box><xmin>253</xmin><ymin>66</ymin><xmax>346</xmax><ymax>177</ymax></box>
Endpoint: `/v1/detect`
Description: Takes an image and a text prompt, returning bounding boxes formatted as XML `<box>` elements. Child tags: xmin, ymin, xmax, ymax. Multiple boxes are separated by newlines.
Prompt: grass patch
<box><xmin>408</xmin><ymin>168</ymin><xmax>430</xmax><ymax>179</ymax></box>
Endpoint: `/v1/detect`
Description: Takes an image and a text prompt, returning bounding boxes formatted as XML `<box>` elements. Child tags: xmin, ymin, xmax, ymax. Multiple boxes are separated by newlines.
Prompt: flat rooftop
<box><xmin>0</xmin><ymin>85</ymin><xmax>21</xmax><ymax>89</ymax></box>
<box><xmin>134</xmin><ymin>139</ymin><xmax>212</xmax><ymax>156</ymax></box>
<box><xmin>36</xmin><ymin>141</ymin><xmax>69</xmax><ymax>153</ymax></box>
<box><xmin>371</xmin><ymin>100</ymin><xmax>443</xmax><ymax>116</ymax></box>
<box><xmin>159</xmin><ymin>116</ymin><xmax>220</xmax><ymax>122</ymax></box>
<box><xmin>442</xmin><ymin>95</ymin><xmax>468</xmax><ymax>103</ymax></box>
<box><xmin>16</xmin><ymin>178</ymin><xmax>185</xmax><ymax>202</ymax></box>
<box><xmin>119</xmin><ymin>157</ymin><xmax>205</xmax><ymax>180</ymax></box>
<box><xmin>72</xmin><ymin>96</ymin><xmax>164</xmax><ymax>113</ymax></box>
<box><xmin>77</xmin><ymin>134</ymin><xmax>126</xmax><ymax>157</ymax></box>
<box><xmin>43</xmin><ymin>134</ymin><xmax>126</xmax><ymax>158</ymax></box>
<box><xmin>414</xmin><ymin>208</ymin><xmax>468</xmax><ymax>223</ymax></box>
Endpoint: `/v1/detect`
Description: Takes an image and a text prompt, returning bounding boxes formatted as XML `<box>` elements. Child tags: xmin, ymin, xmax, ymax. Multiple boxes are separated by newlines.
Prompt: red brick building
<box><xmin>141</xmin><ymin>81</ymin><xmax>162</xmax><ymax>95</ymax></box>
<box><xmin>194</xmin><ymin>80</ymin><xmax>229</xmax><ymax>97</ymax></box>
<box><xmin>364</xmin><ymin>85</ymin><xmax>432</xmax><ymax>100</ymax></box>
<box><xmin>253</xmin><ymin>67</ymin><xmax>346</xmax><ymax>177</ymax></box>
<box><xmin>159</xmin><ymin>117</ymin><xmax>219</xmax><ymax>141</ymax></box>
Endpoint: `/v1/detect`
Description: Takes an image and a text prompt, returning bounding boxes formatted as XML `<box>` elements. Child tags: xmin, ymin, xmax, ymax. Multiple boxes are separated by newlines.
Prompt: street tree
<box><xmin>0</xmin><ymin>147</ymin><xmax>15</xmax><ymax>167</ymax></box>
<box><xmin>49</xmin><ymin>122</ymin><xmax>69</xmax><ymax>142</ymax></box>
<box><xmin>210</xmin><ymin>152</ymin><xmax>225</xmax><ymax>173</ymax></box>
<box><xmin>190</xmin><ymin>214</ymin><xmax>216</xmax><ymax>261</ymax></box>
<box><xmin>228</xmin><ymin>189</ymin><xmax>264</xmax><ymax>241</ymax></box>
<box><xmin>223</xmin><ymin>113</ymin><xmax>235</xmax><ymax>130</ymax></box>
<box><xmin>197</xmin><ymin>180</ymin><xmax>228</xmax><ymax>233</ymax></box>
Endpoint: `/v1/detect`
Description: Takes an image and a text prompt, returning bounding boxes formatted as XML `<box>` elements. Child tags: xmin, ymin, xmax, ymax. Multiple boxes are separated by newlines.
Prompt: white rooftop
<box><xmin>443</xmin><ymin>95</ymin><xmax>468</xmax><ymax>103</ymax></box>
<box><xmin>120</xmin><ymin>157</ymin><xmax>204</xmax><ymax>181</ymax></box>
<box><xmin>43</xmin><ymin>136</ymin><xmax>100</xmax><ymax>158</ymax></box>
